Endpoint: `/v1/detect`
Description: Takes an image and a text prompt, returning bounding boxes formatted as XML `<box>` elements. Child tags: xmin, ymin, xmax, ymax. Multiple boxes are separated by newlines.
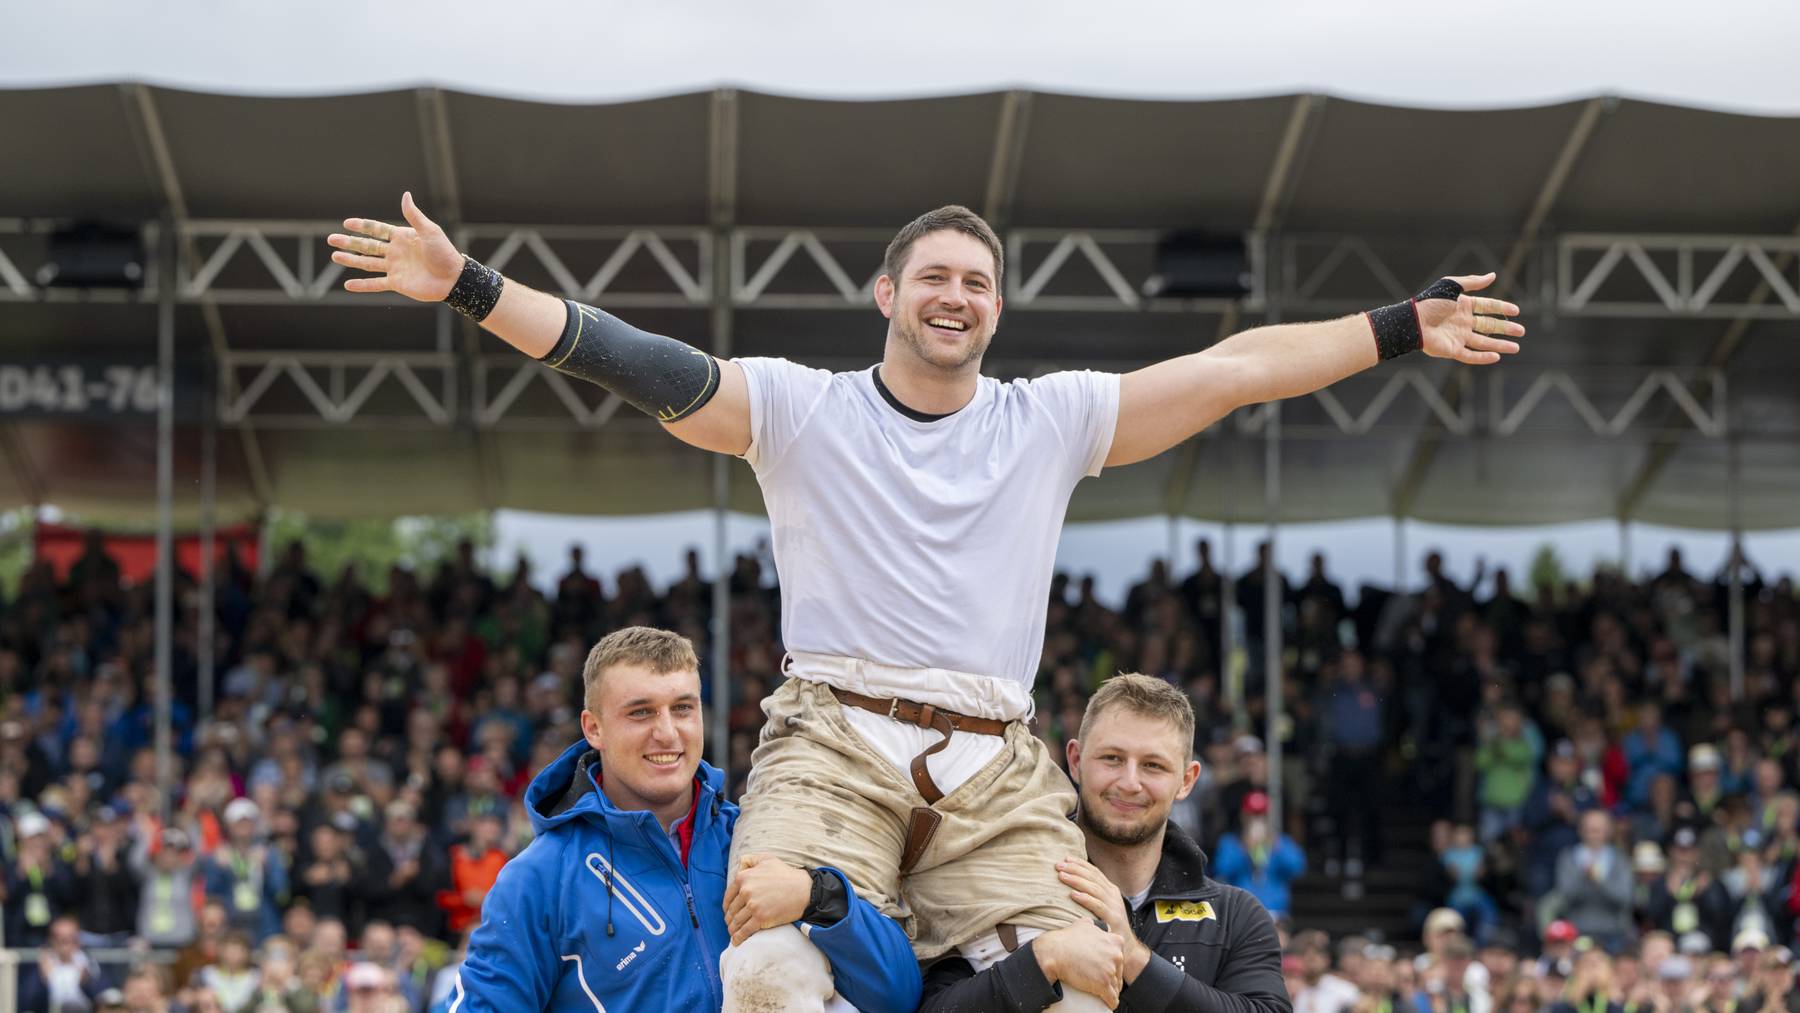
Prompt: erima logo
<box><xmin>1154</xmin><ymin>900</ymin><xmax>1217</xmax><ymax>924</ymax></box>
<box><xmin>615</xmin><ymin>941</ymin><xmax>646</xmax><ymax>971</ymax></box>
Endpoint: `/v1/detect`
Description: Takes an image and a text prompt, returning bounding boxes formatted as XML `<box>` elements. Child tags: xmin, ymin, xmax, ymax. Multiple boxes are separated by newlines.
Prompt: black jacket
<box><xmin>919</xmin><ymin>822</ymin><xmax>1293</xmax><ymax>1013</ymax></box>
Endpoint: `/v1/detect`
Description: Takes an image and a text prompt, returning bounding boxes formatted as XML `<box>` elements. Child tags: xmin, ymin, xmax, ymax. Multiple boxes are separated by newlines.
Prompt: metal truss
<box><xmin>1560</xmin><ymin>234</ymin><xmax>1800</xmax><ymax>318</ymax></box>
<box><xmin>1233</xmin><ymin>368</ymin><xmax>1474</xmax><ymax>437</ymax></box>
<box><xmin>1488</xmin><ymin>368</ymin><xmax>1727</xmax><ymax>437</ymax></box>
<box><xmin>1225</xmin><ymin>367</ymin><xmax>1725</xmax><ymax>439</ymax></box>
<box><xmin>1009</xmin><ymin>230</ymin><xmax>1267</xmax><ymax>312</ymax></box>
<box><xmin>219</xmin><ymin>352</ymin><xmax>455</xmax><ymax>427</ymax></box>
<box><xmin>473</xmin><ymin>356</ymin><xmax>626</xmax><ymax>430</ymax></box>
<box><xmin>1275</xmin><ymin>234</ymin><xmax>1541</xmax><ymax>315</ymax></box>
<box><xmin>459</xmin><ymin>225</ymin><xmax>710</xmax><ymax>308</ymax></box>
<box><xmin>10</xmin><ymin>218</ymin><xmax>1800</xmax><ymax>322</ymax></box>
<box><xmin>731</xmin><ymin>227</ymin><xmax>886</xmax><ymax>307</ymax></box>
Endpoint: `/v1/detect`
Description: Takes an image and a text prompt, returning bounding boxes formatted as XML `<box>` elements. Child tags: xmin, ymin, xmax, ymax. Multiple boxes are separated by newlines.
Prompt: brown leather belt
<box><xmin>829</xmin><ymin>686</ymin><xmax>1013</xmax><ymax>873</ymax></box>
<box><xmin>830</xmin><ymin>687</ymin><xmax>1009</xmax><ymax>802</ymax></box>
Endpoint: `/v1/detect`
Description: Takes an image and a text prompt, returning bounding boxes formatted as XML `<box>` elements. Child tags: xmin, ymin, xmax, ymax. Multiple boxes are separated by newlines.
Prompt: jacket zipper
<box><xmin>641</xmin><ymin>781</ymin><xmax>721</xmax><ymax>1008</ymax></box>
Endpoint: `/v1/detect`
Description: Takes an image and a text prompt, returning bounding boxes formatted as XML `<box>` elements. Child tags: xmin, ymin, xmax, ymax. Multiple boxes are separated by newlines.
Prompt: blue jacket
<box><xmin>449</xmin><ymin>741</ymin><xmax>921</xmax><ymax>1013</ymax></box>
<box><xmin>1210</xmin><ymin>832</ymin><xmax>1305</xmax><ymax>918</ymax></box>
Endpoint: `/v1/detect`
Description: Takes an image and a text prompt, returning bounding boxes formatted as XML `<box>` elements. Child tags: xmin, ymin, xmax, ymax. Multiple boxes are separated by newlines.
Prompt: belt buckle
<box><xmin>887</xmin><ymin>698</ymin><xmax>901</xmax><ymax>721</ymax></box>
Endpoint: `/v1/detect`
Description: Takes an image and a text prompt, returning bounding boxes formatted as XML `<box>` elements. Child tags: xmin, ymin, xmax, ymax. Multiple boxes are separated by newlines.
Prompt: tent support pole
<box><xmin>1263</xmin><ymin>404</ymin><xmax>1283</xmax><ymax>838</ymax></box>
<box><xmin>707</xmin><ymin>88</ymin><xmax>738</xmax><ymax>781</ymax></box>
<box><xmin>1729</xmin><ymin>439</ymin><xmax>1745</xmax><ymax>702</ymax></box>
<box><xmin>154</xmin><ymin>219</ymin><xmax>176</xmax><ymax>824</ymax></box>
<box><xmin>198</xmin><ymin>360</ymin><xmax>217</xmax><ymax>725</ymax></box>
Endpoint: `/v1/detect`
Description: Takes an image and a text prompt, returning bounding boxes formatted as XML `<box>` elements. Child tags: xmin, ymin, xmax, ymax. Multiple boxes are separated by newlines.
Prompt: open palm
<box><xmin>1416</xmin><ymin>272</ymin><xmax>1525</xmax><ymax>365</ymax></box>
<box><xmin>325</xmin><ymin>192</ymin><xmax>464</xmax><ymax>302</ymax></box>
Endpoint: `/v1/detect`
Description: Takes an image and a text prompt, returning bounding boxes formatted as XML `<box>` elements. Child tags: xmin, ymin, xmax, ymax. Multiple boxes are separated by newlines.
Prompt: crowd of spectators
<box><xmin>0</xmin><ymin>524</ymin><xmax>1794</xmax><ymax>1011</ymax></box>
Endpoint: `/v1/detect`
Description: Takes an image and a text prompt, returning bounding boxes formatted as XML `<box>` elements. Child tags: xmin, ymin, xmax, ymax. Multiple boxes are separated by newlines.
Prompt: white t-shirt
<box><xmin>738</xmin><ymin>359</ymin><xmax>1119</xmax><ymax>697</ymax></box>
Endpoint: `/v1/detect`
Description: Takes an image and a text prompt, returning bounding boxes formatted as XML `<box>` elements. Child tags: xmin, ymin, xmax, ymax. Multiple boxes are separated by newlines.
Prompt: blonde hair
<box><xmin>581</xmin><ymin>626</ymin><xmax>700</xmax><ymax>709</ymax></box>
<box><xmin>1078</xmin><ymin>673</ymin><xmax>1195</xmax><ymax>760</ymax></box>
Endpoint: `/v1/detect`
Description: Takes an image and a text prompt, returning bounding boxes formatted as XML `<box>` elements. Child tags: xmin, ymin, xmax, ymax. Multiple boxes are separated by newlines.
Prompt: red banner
<box><xmin>34</xmin><ymin>521</ymin><xmax>261</xmax><ymax>587</ymax></box>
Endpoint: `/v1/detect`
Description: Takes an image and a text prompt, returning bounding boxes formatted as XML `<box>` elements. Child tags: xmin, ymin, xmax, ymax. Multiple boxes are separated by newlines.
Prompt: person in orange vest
<box><xmin>440</xmin><ymin>809</ymin><xmax>509</xmax><ymax>936</ymax></box>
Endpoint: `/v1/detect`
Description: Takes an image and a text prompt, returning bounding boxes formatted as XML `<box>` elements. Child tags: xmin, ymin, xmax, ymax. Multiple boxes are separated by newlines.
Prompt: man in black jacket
<box><xmin>920</xmin><ymin>674</ymin><xmax>1293</xmax><ymax>1013</ymax></box>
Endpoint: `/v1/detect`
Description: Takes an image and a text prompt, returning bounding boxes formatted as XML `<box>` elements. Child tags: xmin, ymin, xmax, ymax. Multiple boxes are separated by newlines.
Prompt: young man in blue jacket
<box><xmin>448</xmin><ymin>626</ymin><xmax>921</xmax><ymax>1012</ymax></box>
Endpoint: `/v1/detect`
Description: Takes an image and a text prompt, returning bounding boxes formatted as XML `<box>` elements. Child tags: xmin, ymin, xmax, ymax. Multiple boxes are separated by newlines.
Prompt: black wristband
<box><xmin>445</xmin><ymin>255</ymin><xmax>503</xmax><ymax>322</ymax></box>
<box><xmin>1364</xmin><ymin>277</ymin><xmax>1463</xmax><ymax>361</ymax></box>
<box><xmin>802</xmin><ymin>867</ymin><xmax>849</xmax><ymax>927</ymax></box>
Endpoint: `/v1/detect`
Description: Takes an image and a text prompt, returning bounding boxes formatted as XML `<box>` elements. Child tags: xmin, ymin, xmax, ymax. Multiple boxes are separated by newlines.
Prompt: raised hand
<box><xmin>326</xmin><ymin>192</ymin><xmax>464</xmax><ymax>302</ymax></box>
<box><xmin>1417</xmin><ymin>272</ymin><xmax>1525</xmax><ymax>365</ymax></box>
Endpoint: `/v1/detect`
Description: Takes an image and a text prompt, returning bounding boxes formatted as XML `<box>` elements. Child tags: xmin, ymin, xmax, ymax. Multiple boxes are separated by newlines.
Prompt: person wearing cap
<box><xmin>451</xmin><ymin>627</ymin><xmax>920</xmax><ymax>1013</ymax></box>
<box><xmin>1643</xmin><ymin>826</ymin><xmax>1732</xmax><ymax>954</ymax></box>
<box><xmin>1740</xmin><ymin>947</ymin><xmax>1798</xmax><ymax>1013</ymax></box>
<box><xmin>345</xmin><ymin>961</ymin><xmax>397</xmax><ymax>1013</ymax></box>
<box><xmin>1552</xmin><ymin>810</ymin><xmax>1633</xmax><ymax>953</ymax></box>
<box><xmin>1474</xmin><ymin>927</ymin><xmax>1520</xmax><ymax>985</ymax></box>
<box><xmin>1653</xmin><ymin>954</ymin><xmax>1695</xmax><ymax>1007</ymax></box>
<box><xmin>199</xmin><ymin>796</ymin><xmax>288</xmax><ymax>942</ymax></box>
<box><xmin>1218</xmin><ymin>735</ymin><xmax>1276</xmax><ymax>836</ymax></box>
<box><xmin>1523</xmin><ymin>739</ymin><xmax>1601</xmax><ymax>899</ymax></box>
<box><xmin>1212</xmin><ymin>790</ymin><xmax>1307</xmax><ymax>920</ymax></box>
<box><xmin>1409</xmin><ymin>932</ymin><xmax>1488</xmax><ymax>1013</ymax></box>
<box><xmin>354</xmin><ymin>798</ymin><xmax>449</xmax><ymax>937</ymax></box>
<box><xmin>71</xmin><ymin>804</ymin><xmax>137</xmax><ymax>946</ymax></box>
<box><xmin>132</xmin><ymin>823</ymin><xmax>199</xmax><ymax>949</ymax></box>
<box><xmin>1420</xmin><ymin>909</ymin><xmax>1490</xmax><ymax>998</ymax></box>
<box><xmin>1546</xmin><ymin>947</ymin><xmax>1622</xmax><ymax>1013</ymax></box>
<box><xmin>3</xmin><ymin>809</ymin><xmax>75</xmax><ymax>947</ymax></box>
<box><xmin>1685</xmin><ymin>743</ymin><xmax>1729</xmax><ymax>823</ymax></box>
<box><xmin>1732</xmin><ymin>926</ymin><xmax>1772</xmax><ymax>984</ymax></box>
<box><xmin>920</xmin><ymin>674</ymin><xmax>1292</xmax><ymax>1013</ymax></box>
<box><xmin>1720</xmin><ymin>828</ymin><xmax>1786</xmax><ymax>937</ymax></box>
<box><xmin>1535</xmin><ymin>919</ymin><xmax>1580</xmax><ymax>979</ymax></box>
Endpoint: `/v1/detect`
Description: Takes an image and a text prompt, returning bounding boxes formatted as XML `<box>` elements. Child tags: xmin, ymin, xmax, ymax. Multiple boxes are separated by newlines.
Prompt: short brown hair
<box><xmin>883</xmin><ymin>205</ymin><xmax>1004</xmax><ymax>291</ymax></box>
<box><xmin>1078</xmin><ymin>673</ymin><xmax>1195</xmax><ymax>760</ymax></box>
<box><xmin>581</xmin><ymin>626</ymin><xmax>700</xmax><ymax>709</ymax></box>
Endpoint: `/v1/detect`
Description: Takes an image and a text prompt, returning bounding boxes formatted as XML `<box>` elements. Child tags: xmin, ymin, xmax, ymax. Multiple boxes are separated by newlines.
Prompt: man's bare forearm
<box><xmin>1202</xmin><ymin>313</ymin><xmax>1378</xmax><ymax>407</ymax></box>
<box><xmin>1109</xmin><ymin>314</ymin><xmax>1378</xmax><ymax>466</ymax></box>
<box><xmin>471</xmin><ymin>277</ymin><xmax>568</xmax><ymax>360</ymax></box>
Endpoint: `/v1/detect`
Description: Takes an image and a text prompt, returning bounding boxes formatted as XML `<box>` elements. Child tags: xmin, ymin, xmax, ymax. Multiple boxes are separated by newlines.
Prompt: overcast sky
<box><xmin>8</xmin><ymin>1</ymin><xmax>1800</xmax><ymax>114</ymax></box>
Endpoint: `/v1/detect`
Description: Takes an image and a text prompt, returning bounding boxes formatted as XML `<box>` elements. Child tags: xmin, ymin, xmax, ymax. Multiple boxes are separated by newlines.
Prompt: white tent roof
<box><xmin>10</xmin><ymin>0</ymin><xmax>1800</xmax><ymax>114</ymax></box>
<box><xmin>4</xmin><ymin>3</ymin><xmax>1798</xmax><ymax>530</ymax></box>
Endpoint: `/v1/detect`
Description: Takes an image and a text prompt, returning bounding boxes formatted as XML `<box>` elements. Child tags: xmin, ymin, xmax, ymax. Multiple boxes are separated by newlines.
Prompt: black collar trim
<box><xmin>872</xmin><ymin>367</ymin><xmax>959</xmax><ymax>423</ymax></box>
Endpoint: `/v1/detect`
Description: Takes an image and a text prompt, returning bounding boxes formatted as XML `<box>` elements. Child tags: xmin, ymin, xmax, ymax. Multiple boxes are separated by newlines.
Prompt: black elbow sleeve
<box><xmin>538</xmin><ymin>299</ymin><xmax>721</xmax><ymax>422</ymax></box>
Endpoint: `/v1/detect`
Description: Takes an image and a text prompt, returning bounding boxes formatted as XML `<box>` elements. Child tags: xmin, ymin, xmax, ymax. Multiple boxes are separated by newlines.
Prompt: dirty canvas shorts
<box><xmin>728</xmin><ymin>676</ymin><xmax>1089</xmax><ymax>962</ymax></box>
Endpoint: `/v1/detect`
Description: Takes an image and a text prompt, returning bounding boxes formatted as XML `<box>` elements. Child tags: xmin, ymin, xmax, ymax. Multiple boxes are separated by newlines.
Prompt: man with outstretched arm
<box><xmin>450</xmin><ymin>626</ymin><xmax>920</xmax><ymax>1012</ymax></box>
<box><xmin>919</xmin><ymin>674</ymin><xmax>1292</xmax><ymax>1013</ymax></box>
<box><xmin>332</xmin><ymin>194</ymin><xmax>1519</xmax><ymax>1013</ymax></box>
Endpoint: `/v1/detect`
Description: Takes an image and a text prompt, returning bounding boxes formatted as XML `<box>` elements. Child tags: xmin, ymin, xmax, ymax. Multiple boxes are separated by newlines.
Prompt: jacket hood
<box><xmin>524</xmin><ymin>738</ymin><xmax>725</xmax><ymax>837</ymax></box>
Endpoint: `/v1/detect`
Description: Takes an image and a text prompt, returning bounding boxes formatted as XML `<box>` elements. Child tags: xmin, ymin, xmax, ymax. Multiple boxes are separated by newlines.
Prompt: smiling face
<box><xmin>1068</xmin><ymin>707</ymin><xmax>1201</xmax><ymax>848</ymax></box>
<box><xmin>876</xmin><ymin>229</ymin><xmax>1002</xmax><ymax>374</ymax></box>
<box><xmin>581</xmin><ymin>662</ymin><xmax>703</xmax><ymax>823</ymax></box>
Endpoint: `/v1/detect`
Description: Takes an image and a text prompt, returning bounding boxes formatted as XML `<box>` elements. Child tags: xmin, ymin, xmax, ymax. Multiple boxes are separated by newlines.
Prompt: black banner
<box><xmin>0</xmin><ymin>362</ymin><xmax>203</xmax><ymax>421</ymax></box>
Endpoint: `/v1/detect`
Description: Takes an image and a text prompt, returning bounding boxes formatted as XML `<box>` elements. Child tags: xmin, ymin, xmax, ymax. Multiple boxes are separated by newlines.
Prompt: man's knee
<box><xmin>720</xmin><ymin>925</ymin><xmax>833</xmax><ymax>1012</ymax></box>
